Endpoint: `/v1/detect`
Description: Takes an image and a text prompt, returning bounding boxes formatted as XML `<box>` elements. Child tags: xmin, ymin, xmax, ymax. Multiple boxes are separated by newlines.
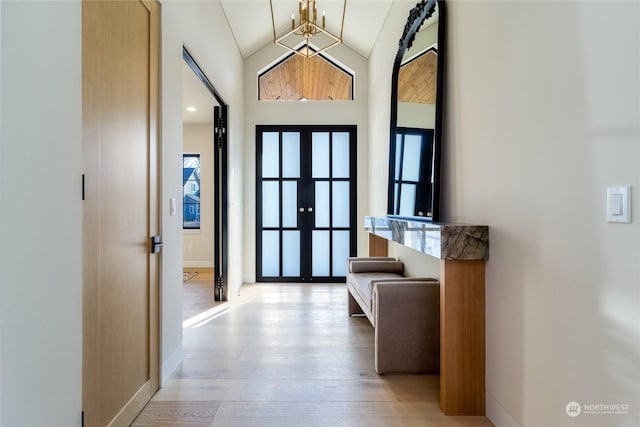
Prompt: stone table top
<box><xmin>365</xmin><ymin>216</ymin><xmax>489</xmax><ymax>261</ymax></box>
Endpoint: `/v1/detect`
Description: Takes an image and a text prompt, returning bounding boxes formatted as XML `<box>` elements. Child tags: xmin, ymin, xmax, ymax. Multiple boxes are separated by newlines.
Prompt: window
<box><xmin>183</xmin><ymin>154</ymin><xmax>201</xmax><ymax>229</ymax></box>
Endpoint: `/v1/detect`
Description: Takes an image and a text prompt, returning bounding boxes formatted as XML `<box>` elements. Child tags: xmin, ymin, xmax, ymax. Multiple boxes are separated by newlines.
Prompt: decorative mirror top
<box><xmin>399</xmin><ymin>0</ymin><xmax>437</xmax><ymax>52</ymax></box>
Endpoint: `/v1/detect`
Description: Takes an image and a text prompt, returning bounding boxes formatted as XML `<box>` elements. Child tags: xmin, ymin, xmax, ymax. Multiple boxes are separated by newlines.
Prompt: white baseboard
<box><xmin>161</xmin><ymin>343</ymin><xmax>183</xmax><ymax>386</ymax></box>
<box><xmin>486</xmin><ymin>391</ymin><xmax>522</xmax><ymax>427</ymax></box>
<box><xmin>183</xmin><ymin>260</ymin><xmax>213</xmax><ymax>268</ymax></box>
<box><xmin>242</xmin><ymin>273</ymin><xmax>256</xmax><ymax>284</ymax></box>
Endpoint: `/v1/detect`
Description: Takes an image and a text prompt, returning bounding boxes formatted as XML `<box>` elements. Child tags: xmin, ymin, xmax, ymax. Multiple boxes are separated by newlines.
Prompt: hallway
<box><xmin>133</xmin><ymin>282</ymin><xmax>493</xmax><ymax>426</ymax></box>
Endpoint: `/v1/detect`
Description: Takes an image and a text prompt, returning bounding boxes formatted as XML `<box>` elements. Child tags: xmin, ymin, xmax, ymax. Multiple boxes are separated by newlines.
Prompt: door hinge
<box><xmin>215</xmin><ymin>276</ymin><xmax>225</xmax><ymax>301</ymax></box>
<box><xmin>215</xmin><ymin>118</ymin><xmax>226</xmax><ymax>149</ymax></box>
<box><xmin>82</xmin><ymin>174</ymin><xmax>85</xmax><ymax>201</ymax></box>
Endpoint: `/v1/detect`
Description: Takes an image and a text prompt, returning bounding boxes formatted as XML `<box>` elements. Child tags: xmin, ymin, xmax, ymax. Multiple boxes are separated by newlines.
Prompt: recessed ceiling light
<box><xmin>186</xmin><ymin>106</ymin><xmax>197</xmax><ymax>112</ymax></box>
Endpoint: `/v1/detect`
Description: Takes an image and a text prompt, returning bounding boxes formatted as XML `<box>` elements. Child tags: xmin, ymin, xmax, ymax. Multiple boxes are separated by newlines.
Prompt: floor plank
<box><xmin>131</xmin><ymin>401</ymin><xmax>219</xmax><ymax>426</ymax></box>
<box><xmin>133</xmin><ymin>281</ymin><xmax>494</xmax><ymax>426</ymax></box>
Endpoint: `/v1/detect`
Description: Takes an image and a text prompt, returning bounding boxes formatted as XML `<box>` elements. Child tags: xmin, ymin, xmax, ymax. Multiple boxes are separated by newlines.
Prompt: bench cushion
<box><xmin>350</xmin><ymin>260</ymin><xmax>404</xmax><ymax>274</ymax></box>
<box><xmin>349</xmin><ymin>271</ymin><xmax>403</xmax><ymax>313</ymax></box>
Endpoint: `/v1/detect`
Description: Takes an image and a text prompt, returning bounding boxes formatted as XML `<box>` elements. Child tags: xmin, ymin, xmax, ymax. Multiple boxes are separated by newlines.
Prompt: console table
<box><xmin>365</xmin><ymin>216</ymin><xmax>489</xmax><ymax>416</ymax></box>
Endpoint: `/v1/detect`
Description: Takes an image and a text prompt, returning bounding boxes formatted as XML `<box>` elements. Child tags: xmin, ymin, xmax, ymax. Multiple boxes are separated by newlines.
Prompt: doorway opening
<box><xmin>182</xmin><ymin>47</ymin><xmax>228</xmax><ymax>304</ymax></box>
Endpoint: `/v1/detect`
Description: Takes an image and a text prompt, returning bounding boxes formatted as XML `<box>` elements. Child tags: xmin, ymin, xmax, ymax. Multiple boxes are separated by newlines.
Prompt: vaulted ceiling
<box><xmin>184</xmin><ymin>1</ymin><xmax>403</xmax><ymax>120</ymax></box>
<box><xmin>219</xmin><ymin>0</ymin><xmax>395</xmax><ymax>59</ymax></box>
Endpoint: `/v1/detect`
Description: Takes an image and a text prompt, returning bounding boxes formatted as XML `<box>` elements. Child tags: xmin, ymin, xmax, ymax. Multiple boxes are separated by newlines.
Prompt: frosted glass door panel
<box><xmin>332</xmin><ymin>132</ymin><xmax>350</xmax><ymax>178</ymax></box>
<box><xmin>262</xmin><ymin>132</ymin><xmax>279</xmax><ymax>178</ymax></box>
<box><xmin>312</xmin><ymin>230</ymin><xmax>330</xmax><ymax>276</ymax></box>
<box><xmin>262</xmin><ymin>230</ymin><xmax>280</xmax><ymax>277</ymax></box>
<box><xmin>332</xmin><ymin>231</ymin><xmax>349</xmax><ymax>277</ymax></box>
<box><xmin>332</xmin><ymin>181</ymin><xmax>350</xmax><ymax>228</ymax></box>
<box><xmin>262</xmin><ymin>181</ymin><xmax>279</xmax><ymax>227</ymax></box>
<box><xmin>282</xmin><ymin>181</ymin><xmax>298</xmax><ymax>228</ymax></box>
<box><xmin>312</xmin><ymin>132</ymin><xmax>330</xmax><ymax>178</ymax></box>
<box><xmin>282</xmin><ymin>231</ymin><xmax>301</xmax><ymax>276</ymax></box>
<box><xmin>282</xmin><ymin>132</ymin><xmax>300</xmax><ymax>178</ymax></box>
<box><xmin>401</xmin><ymin>135</ymin><xmax>422</xmax><ymax>181</ymax></box>
<box><xmin>399</xmin><ymin>183</ymin><xmax>416</xmax><ymax>217</ymax></box>
<box><xmin>395</xmin><ymin>135</ymin><xmax>403</xmax><ymax>180</ymax></box>
<box><xmin>315</xmin><ymin>181</ymin><xmax>330</xmax><ymax>228</ymax></box>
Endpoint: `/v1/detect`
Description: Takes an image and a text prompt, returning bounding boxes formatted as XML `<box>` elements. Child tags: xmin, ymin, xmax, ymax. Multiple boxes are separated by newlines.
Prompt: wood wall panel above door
<box><xmin>259</xmin><ymin>53</ymin><xmax>353</xmax><ymax>101</ymax></box>
<box><xmin>398</xmin><ymin>50</ymin><xmax>437</xmax><ymax>104</ymax></box>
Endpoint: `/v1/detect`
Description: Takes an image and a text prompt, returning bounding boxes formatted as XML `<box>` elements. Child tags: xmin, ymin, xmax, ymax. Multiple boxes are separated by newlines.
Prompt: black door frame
<box><xmin>183</xmin><ymin>46</ymin><xmax>228</xmax><ymax>301</ymax></box>
<box><xmin>256</xmin><ymin>125</ymin><xmax>357</xmax><ymax>283</ymax></box>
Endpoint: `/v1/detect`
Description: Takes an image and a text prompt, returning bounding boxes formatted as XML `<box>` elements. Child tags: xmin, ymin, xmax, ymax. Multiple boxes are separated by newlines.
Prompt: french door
<box><xmin>257</xmin><ymin>126</ymin><xmax>356</xmax><ymax>282</ymax></box>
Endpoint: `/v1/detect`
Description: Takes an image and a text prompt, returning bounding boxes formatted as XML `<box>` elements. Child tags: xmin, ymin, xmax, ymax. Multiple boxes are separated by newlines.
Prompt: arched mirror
<box><xmin>388</xmin><ymin>0</ymin><xmax>445</xmax><ymax>221</ymax></box>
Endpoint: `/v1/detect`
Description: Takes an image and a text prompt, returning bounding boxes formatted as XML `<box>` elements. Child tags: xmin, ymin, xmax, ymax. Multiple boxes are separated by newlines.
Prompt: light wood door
<box><xmin>83</xmin><ymin>1</ymin><xmax>159</xmax><ymax>425</ymax></box>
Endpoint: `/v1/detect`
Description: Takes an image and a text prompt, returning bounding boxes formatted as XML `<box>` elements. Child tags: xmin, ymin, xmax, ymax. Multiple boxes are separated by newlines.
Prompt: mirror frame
<box><xmin>387</xmin><ymin>0</ymin><xmax>446</xmax><ymax>222</ymax></box>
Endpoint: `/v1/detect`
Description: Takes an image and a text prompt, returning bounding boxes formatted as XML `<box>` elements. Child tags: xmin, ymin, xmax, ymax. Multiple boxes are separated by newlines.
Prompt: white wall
<box><xmin>242</xmin><ymin>42</ymin><xmax>369</xmax><ymax>283</ymax></box>
<box><xmin>0</xmin><ymin>1</ymin><xmax>246</xmax><ymax>423</ymax></box>
<box><xmin>183</xmin><ymin>124</ymin><xmax>215</xmax><ymax>268</ymax></box>
<box><xmin>371</xmin><ymin>1</ymin><xmax>640</xmax><ymax>426</ymax></box>
<box><xmin>0</xmin><ymin>1</ymin><xmax>83</xmax><ymax>426</ymax></box>
<box><xmin>160</xmin><ymin>0</ymin><xmax>244</xmax><ymax>383</ymax></box>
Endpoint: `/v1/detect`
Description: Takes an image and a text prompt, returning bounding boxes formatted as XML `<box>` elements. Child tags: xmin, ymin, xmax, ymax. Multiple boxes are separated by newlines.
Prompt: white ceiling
<box><xmin>219</xmin><ymin>0</ymin><xmax>395</xmax><ymax>59</ymax></box>
<box><xmin>183</xmin><ymin>61</ymin><xmax>220</xmax><ymax>125</ymax></box>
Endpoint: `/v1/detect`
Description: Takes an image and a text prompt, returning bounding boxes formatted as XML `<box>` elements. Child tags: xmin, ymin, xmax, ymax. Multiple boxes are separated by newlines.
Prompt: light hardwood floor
<box><xmin>132</xmin><ymin>277</ymin><xmax>494</xmax><ymax>426</ymax></box>
<box><xmin>181</xmin><ymin>269</ymin><xmax>223</xmax><ymax>321</ymax></box>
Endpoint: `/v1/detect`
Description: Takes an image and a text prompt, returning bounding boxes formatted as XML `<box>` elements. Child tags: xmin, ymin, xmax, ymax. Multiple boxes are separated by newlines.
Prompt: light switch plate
<box><xmin>607</xmin><ymin>186</ymin><xmax>631</xmax><ymax>223</ymax></box>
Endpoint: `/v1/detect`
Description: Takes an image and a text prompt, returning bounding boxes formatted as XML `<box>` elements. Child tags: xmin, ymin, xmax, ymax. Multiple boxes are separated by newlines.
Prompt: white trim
<box><xmin>486</xmin><ymin>391</ymin><xmax>522</xmax><ymax>427</ymax></box>
<box><xmin>161</xmin><ymin>343</ymin><xmax>183</xmax><ymax>386</ymax></box>
<box><xmin>243</xmin><ymin>273</ymin><xmax>256</xmax><ymax>284</ymax></box>
<box><xmin>183</xmin><ymin>260</ymin><xmax>214</xmax><ymax>268</ymax></box>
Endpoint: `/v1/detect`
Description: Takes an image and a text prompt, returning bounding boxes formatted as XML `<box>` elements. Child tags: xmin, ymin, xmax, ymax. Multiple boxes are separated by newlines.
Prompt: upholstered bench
<box><xmin>346</xmin><ymin>257</ymin><xmax>440</xmax><ymax>374</ymax></box>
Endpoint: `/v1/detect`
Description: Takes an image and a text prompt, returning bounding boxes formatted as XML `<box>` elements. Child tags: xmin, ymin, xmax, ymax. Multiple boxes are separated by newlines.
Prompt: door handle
<box><xmin>307</xmin><ymin>207</ymin><xmax>313</xmax><ymax>212</ymax></box>
<box><xmin>299</xmin><ymin>207</ymin><xmax>305</xmax><ymax>213</ymax></box>
<box><xmin>151</xmin><ymin>235</ymin><xmax>163</xmax><ymax>253</ymax></box>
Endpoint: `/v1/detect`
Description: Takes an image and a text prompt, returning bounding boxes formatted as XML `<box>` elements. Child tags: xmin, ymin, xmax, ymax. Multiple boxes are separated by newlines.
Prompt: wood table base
<box><xmin>367</xmin><ymin>233</ymin><xmax>486</xmax><ymax>416</ymax></box>
<box><xmin>368</xmin><ymin>233</ymin><xmax>389</xmax><ymax>257</ymax></box>
<box><xmin>440</xmin><ymin>259</ymin><xmax>485</xmax><ymax>415</ymax></box>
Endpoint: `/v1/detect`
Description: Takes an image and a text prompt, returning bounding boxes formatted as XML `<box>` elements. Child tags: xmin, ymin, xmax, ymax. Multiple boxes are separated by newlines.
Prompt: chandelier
<box><xmin>269</xmin><ymin>0</ymin><xmax>346</xmax><ymax>58</ymax></box>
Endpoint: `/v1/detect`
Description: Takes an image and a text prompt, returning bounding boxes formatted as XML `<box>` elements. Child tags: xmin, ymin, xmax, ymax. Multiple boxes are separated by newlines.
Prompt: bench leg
<box><xmin>347</xmin><ymin>290</ymin><xmax>364</xmax><ymax>316</ymax></box>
